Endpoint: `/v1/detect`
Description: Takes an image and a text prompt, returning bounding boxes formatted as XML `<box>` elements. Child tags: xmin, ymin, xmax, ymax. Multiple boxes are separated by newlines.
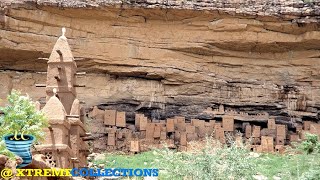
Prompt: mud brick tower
<box><xmin>46</xmin><ymin>28</ymin><xmax>77</xmax><ymax>114</ymax></box>
<box><xmin>34</xmin><ymin>28</ymin><xmax>89</xmax><ymax>168</ymax></box>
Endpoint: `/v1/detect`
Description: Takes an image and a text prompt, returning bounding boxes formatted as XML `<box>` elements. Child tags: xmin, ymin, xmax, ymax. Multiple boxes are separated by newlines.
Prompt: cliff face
<box><xmin>1</xmin><ymin>0</ymin><xmax>320</xmax><ymax>123</ymax></box>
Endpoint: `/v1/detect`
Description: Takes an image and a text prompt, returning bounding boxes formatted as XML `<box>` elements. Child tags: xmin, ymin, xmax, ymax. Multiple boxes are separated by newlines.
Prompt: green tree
<box><xmin>0</xmin><ymin>90</ymin><xmax>48</xmax><ymax>142</ymax></box>
<box><xmin>301</xmin><ymin>133</ymin><xmax>319</xmax><ymax>154</ymax></box>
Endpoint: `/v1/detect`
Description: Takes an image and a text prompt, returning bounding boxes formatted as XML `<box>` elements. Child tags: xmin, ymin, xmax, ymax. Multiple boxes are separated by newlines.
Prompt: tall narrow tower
<box><xmin>46</xmin><ymin>28</ymin><xmax>77</xmax><ymax>114</ymax></box>
<box><xmin>35</xmin><ymin>28</ymin><xmax>89</xmax><ymax>168</ymax></box>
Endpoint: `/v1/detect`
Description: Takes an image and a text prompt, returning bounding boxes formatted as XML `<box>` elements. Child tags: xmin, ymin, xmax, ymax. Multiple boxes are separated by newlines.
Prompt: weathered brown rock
<box><xmin>0</xmin><ymin>0</ymin><xmax>320</xmax><ymax>154</ymax></box>
<box><xmin>0</xmin><ymin>0</ymin><xmax>319</xmax><ymax>123</ymax></box>
<box><xmin>0</xmin><ymin>154</ymin><xmax>8</xmax><ymax>165</ymax></box>
<box><xmin>24</xmin><ymin>154</ymin><xmax>51</xmax><ymax>169</ymax></box>
<box><xmin>0</xmin><ymin>156</ymin><xmax>22</xmax><ymax>180</ymax></box>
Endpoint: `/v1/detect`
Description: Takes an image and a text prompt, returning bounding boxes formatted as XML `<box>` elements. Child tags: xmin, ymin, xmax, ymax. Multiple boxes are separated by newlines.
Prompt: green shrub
<box><xmin>0</xmin><ymin>90</ymin><xmax>48</xmax><ymax>157</ymax></box>
<box><xmin>0</xmin><ymin>140</ymin><xmax>15</xmax><ymax>158</ymax></box>
<box><xmin>87</xmin><ymin>134</ymin><xmax>320</xmax><ymax>180</ymax></box>
<box><xmin>303</xmin><ymin>0</ymin><xmax>314</xmax><ymax>3</ymax></box>
<box><xmin>300</xmin><ymin>133</ymin><xmax>320</xmax><ymax>154</ymax></box>
<box><xmin>155</xmin><ymin>137</ymin><xmax>256</xmax><ymax>180</ymax></box>
<box><xmin>300</xmin><ymin>164</ymin><xmax>320</xmax><ymax>180</ymax></box>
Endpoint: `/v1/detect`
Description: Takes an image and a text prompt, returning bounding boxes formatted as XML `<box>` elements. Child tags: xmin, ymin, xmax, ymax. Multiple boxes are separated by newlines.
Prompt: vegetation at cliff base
<box><xmin>93</xmin><ymin>135</ymin><xmax>320</xmax><ymax>180</ymax></box>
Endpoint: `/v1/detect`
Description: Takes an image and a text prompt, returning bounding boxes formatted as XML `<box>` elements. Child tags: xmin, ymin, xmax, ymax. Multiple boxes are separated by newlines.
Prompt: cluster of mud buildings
<box><xmin>90</xmin><ymin>104</ymin><xmax>320</xmax><ymax>154</ymax></box>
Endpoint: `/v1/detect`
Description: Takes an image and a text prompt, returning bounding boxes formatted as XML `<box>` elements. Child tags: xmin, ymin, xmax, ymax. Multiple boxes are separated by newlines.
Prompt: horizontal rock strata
<box><xmin>0</xmin><ymin>0</ymin><xmax>319</xmax><ymax>146</ymax></box>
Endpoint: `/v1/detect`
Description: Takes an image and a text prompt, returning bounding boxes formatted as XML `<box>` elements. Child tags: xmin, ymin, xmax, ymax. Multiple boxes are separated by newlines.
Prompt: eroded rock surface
<box><xmin>0</xmin><ymin>0</ymin><xmax>320</xmax><ymax>124</ymax></box>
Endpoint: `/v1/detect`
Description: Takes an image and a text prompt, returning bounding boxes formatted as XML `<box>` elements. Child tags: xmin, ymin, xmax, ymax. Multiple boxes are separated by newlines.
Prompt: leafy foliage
<box><xmin>91</xmin><ymin>134</ymin><xmax>320</xmax><ymax>180</ymax></box>
<box><xmin>303</xmin><ymin>0</ymin><xmax>314</xmax><ymax>3</ymax></box>
<box><xmin>0</xmin><ymin>90</ymin><xmax>48</xmax><ymax>142</ymax></box>
<box><xmin>300</xmin><ymin>133</ymin><xmax>320</xmax><ymax>154</ymax></box>
<box><xmin>93</xmin><ymin>151</ymin><xmax>157</xmax><ymax>169</ymax></box>
<box><xmin>155</xmin><ymin>137</ymin><xmax>256</xmax><ymax>180</ymax></box>
<box><xmin>0</xmin><ymin>140</ymin><xmax>15</xmax><ymax>158</ymax></box>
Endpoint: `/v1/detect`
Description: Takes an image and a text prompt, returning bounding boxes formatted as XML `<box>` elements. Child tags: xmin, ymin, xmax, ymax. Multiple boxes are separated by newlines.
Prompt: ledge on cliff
<box><xmin>1</xmin><ymin>0</ymin><xmax>320</xmax><ymax>22</ymax></box>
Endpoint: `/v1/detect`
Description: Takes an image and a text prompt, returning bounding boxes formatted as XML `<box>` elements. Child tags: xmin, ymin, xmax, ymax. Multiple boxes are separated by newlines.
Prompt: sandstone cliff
<box><xmin>1</xmin><ymin>0</ymin><xmax>320</xmax><ymax>125</ymax></box>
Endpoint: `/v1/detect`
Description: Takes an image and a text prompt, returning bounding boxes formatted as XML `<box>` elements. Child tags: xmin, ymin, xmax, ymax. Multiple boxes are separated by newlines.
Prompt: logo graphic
<box><xmin>1</xmin><ymin>168</ymin><xmax>13</xmax><ymax>179</ymax></box>
<box><xmin>0</xmin><ymin>168</ymin><xmax>159</xmax><ymax>178</ymax></box>
<box><xmin>3</xmin><ymin>134</ymin><xmax>35</xmax><ymax>168</ymax></box>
